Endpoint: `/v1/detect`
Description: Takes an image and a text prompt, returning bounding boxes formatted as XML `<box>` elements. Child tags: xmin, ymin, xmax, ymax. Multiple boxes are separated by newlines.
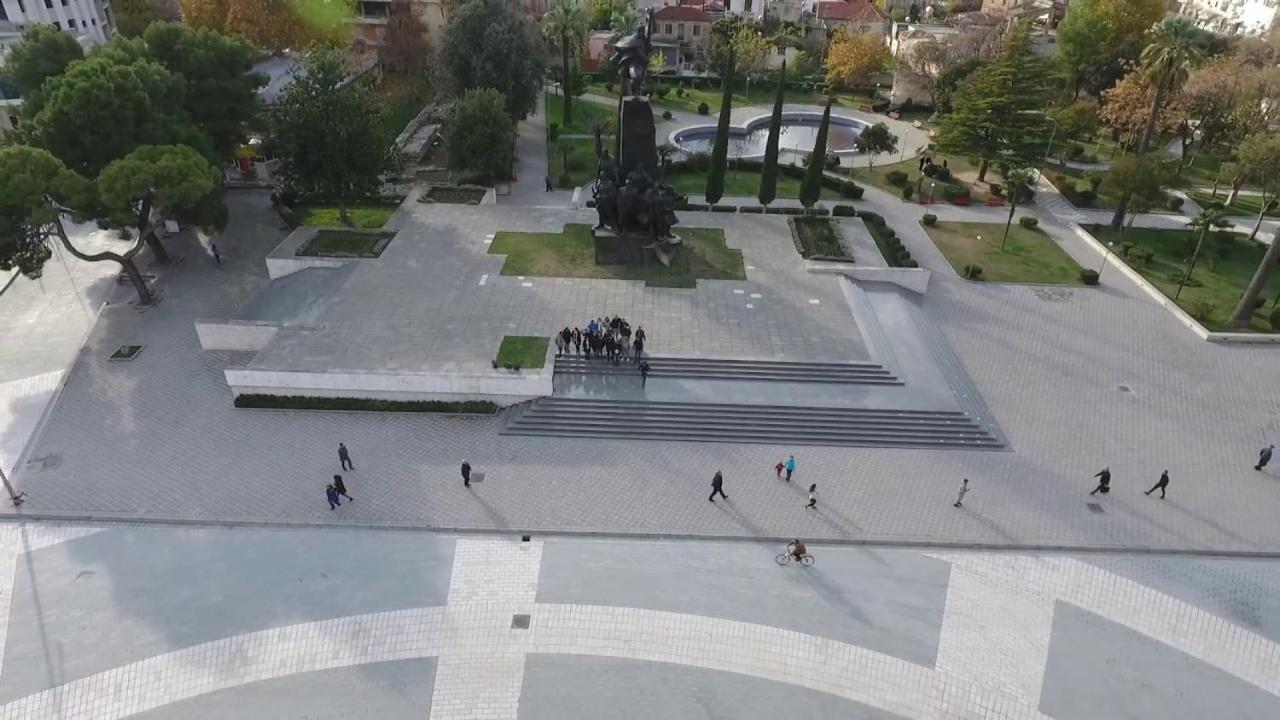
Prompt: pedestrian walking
<box><xmin>210</xmin><ymin>242</ymin><xmax>221</xmax><ymax>265</ymax></box>
<box><xmin>326</xmin><ymin>484</ymin><xmax>341</xmax><ymax>510</ymax></box>
<box><xmin>1257</xmin><ymin>444</ymin><xmax>1274</xmax><ymax>471</ymax></box>
<box><xmin>338</xmin><ymin>442</ymin><xmax>354</xmax><ymax>471</ymax></box>
<box><xmin>639</xmin><ymin>360</ymin><xmax>650</xmax><ymax>387</ymax></box>
<box><xmin>462</xmin><ymin>460</ymin><xmax>472</xmax><ymax>488</ymax></box>
<box><xmin>709</xmin><ymin>470</ymin><xmax>728</xmax><ymax>502</ymax></box>
<box><xmin>632</xmin><ymin>336</ymin><xmax>644</xmax><ymax>363</ymax></box>
<box><xmin>554</xmin><ymin>333</ymin><xmax>566</xmax><ymax>357</ymax></box>
<box><xmin>572</xmin><ymin>327</ymin><xmax>582</xmax><ymax>355</ymax></box>
<box><xmin>1089</xmin><ymin>467</ymin><xmax>1111</xmax><ymax>495</ymax></box>
<box><xmin>806</xmin><ymin>483</ymin><xmax>817</xmax><ymax>509</ymax></box>
<box><xmin>333</xmin><ymin>474</ymin><xmax>354</xmax><ymax>501</ymax></box>
<box><xmin>1145</xmin><ymin>470</ymin><xmax>1170</xmax><ymax>499</ymax></box>
<box><xmin>954</xmin><ymin>478</ymin><xmax>969</xmax><ymax>507</ymax></box>
<box><xmin>774</xmin><ymin>461</ymin><xmax>785</xmax><ymax>478</ymax></box>
<box><xmin>784</xmin><ymin>455</ymin><xmax>796</xmax><ymax>482</ymax></box>
<box><xmin>545</xmin><ymin>176</ymin><xmax>553</xmax><ymax>192</ymax></box>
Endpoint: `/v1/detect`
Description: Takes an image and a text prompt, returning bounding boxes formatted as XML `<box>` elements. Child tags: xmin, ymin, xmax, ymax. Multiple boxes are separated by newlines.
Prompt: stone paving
<box><xmin>0</xmin><ymin>524</ymin><xmax>1275</xmax><ymax>719</ymax></box>
<box><xmin>4</xmin><ymin>151</ymin><xmax>1280</xmax><ymax>552</ymax></box>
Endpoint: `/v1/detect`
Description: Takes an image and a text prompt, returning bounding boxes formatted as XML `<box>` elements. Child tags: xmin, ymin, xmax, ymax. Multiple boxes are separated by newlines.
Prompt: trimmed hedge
<box><xmin>886</xmin><ymin>170</ymin><xmax>909</xmax><ymax>186</ymax></box>
<box><xmin>740</xmin><ymin>205</ymin><xmax>765</xmax><ymax>213</ymax></box>
<box><xmin>806</xmin><ymin>208</ymin><xmax>831</xmax><ymax>217</ymax></box>
<box><xmin>922</xmin><ymin>213</ymin><xmax>937</xmax><ymax>226</ymax></box>
<box><xmin>1166</xmin><ymin>195</ymin><xmax>1185</xmax><ymax>211</ymax></box>
<box><xmin>832</xmin><ymin>204</ymin><xmax>856</xmax><ymax>217</ymax></box>
<box><xmin>766</xmin><ymin>206</ymin><xmax>805</xmax><ymax>215</ymax></box>
<box><xmin>1080</xmin><ymin>268</ymin><xmax>1100</xmax><ymax>285</ymax></box>
<box><xmin>234</xmin><ymin>395</ymin><xmax>500</xmax><ymax>414</ymax></box>
<box><xmin>697</xmin><ymin>102</ymin><xmax>710</xmax><ymax>115</ymax></box>
<box><xmin>1019</xmin><ymin>216</ymin><xmax>1039</xmax><ymax>229</ymax></box>
<box><xmin>1270</xmin><ymin>307</ymin><xmax>1280</xmax><ymax>331</ymax></box>
<box><xmin>684</xmin><ymin>203</ymin><xmax>710</xmax><ymax>211</ymax></box>
<box><xmin>710</xmin><ymin>204</ymin><xmax>738</xmax><ymax>213</ymax></box>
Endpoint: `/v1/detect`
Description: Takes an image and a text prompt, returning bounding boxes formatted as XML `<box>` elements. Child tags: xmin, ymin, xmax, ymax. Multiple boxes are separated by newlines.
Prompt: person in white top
<box><xmin>954</xmin><ymin>478</ymin><xmax>970</xmax><ymax>508</ymax></box>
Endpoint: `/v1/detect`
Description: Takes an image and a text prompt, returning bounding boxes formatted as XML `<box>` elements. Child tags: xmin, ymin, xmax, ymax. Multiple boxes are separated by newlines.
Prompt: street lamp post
<box><xmin>929</xmin><ymin>181</ymin><xmax>936</xmax><ymax>204</ymax></box>
<box><xmin>1097</xmin><ymin>241</ymin><xmax>1115</xmax><ymax>279</ymax></box>
<box><xmin>0</xmin><ymin>466</ymin><xmax>26</xmax><ymax>507</ymax></box>
<box><xmin>1037</xmin><ymin>115</ymin><xmax>1058</xmax><ymax>183</ymax></box>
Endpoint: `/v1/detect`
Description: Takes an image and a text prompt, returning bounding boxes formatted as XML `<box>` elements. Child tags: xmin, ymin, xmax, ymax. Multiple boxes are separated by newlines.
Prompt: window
<box><xmin>61</xmin><ymin>0</ymin><xmax>68</xmax><ymax>5</ymax></box>
<box><xmin>777</xmin><ymin>46</ymin><xmax>785</xmax><ymax>55</ymax></box>
<box><xmin>44</xmin><ymin>0</ymin><xmax>53</xmax><ymax>8</ymax></box>
<box><xmin>16</xmin><ymin>0</ymin><xmax>24</xmax><ymax>13</ymax></box>
<box><xmin>665</xmin><ymin>23</ymin><xmax>672</xmax><ymax>34</ymax></box>
<box><xmin>692</xmin><ymin>25</ymin><xmax>699</xmax><ymax>36</ymax></box>
<box><xmin>53</xmin><ymin>20</ymin><xmax>61</xmax><ymax>28</ymax></box>
<box><xmin>744</xmin><ymin>0</ymin><xmax>752</xmax><ymax>11</ymax></box>
<box><xmin>68</xmin><ymin>17</ymin><xmax>76</xmax><ymax>27</ymax></box>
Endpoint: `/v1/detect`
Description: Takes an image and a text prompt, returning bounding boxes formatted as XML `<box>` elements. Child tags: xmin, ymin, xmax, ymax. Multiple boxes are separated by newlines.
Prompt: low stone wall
<box><xmin>1070</xmin><ymin>223</ymin><xmax>1280</xmax><ymax>344</ymax></box>
<box><xmin>807</xmin><ymin>263</ymin><xmax>932</xmax><ymax>295</ymax></box>
<box><xmin>224</xmin><ymin>366</ymin><xmax>553</xmax><ymax>407</ymax></box>
<box><xmin>195</xmin><ymin>320</ymin><xmax>321</xmax><ymax>351</ymax></box>
<box><xmin>265</xmin><ymin>255</ymin><xmax>350</xmax><ymax>280</ymax></box>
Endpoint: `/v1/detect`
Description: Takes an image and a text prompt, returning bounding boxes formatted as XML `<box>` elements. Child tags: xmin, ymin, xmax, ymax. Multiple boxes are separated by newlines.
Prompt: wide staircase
<box><xmin>552</xmin><ymin>355</ymin><xmax>902</xmax><ymax>385</ymax></box>
<box><xmin>503</xmin><ymin>356</ymin><xmax>1004</xmax><ymax>449</ymax></box>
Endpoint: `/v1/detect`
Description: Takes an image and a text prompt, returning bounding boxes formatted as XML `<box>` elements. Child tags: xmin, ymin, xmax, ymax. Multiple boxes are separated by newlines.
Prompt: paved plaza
<box><xmin>0</xmin><ymin>523</ymin><xmax>1274</xmax><ymax>719</ymax></box>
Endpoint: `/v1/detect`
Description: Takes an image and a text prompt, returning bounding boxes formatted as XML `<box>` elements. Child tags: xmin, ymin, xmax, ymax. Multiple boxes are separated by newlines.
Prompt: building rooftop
<box><xmin>815</xmin><ymin>0</ymin><xmax>887</xmax><ymax>23</ymax></box>
<box><xmin>655</xmin><ymin>5</ymin><xmax>714</xmax><ymax>22</ymax></box>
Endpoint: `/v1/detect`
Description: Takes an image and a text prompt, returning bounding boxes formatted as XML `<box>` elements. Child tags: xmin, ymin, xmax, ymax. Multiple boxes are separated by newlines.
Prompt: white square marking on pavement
<box><xmin>521</xmin><ymin>282</ymin><xmax>533</xmax><ymax>288</ymax></box>
<box><xmin>808</xmin><ymin>299</ymin><xmax>821</xmax><ymax>305</ymax></box>
<box><xmin>750</xmin><ymin>293</ymin><xmax>762</xmax><ymax>299</ymax></box>
<box><xmin>485</xmin><ymin>233</ymin><xmax>495</xmax><ymax>239</ymax></box>
<box><xmin>733</xmin><ymin>289</ymin><xmax>745</xmax><ymax>295</ymax></box>
<box><xmin>478</xmin><ymin>275</ymin><xmax>488</xmax><ymax>286</ymax></box>
<box><xmin>518</xmin><ymin>276</ymin><xmax>525</xmax><ymax>280</ymax></box>
<box><xmin>746</xmin><ymin>265</ymin><xmax>755</xmax><ymax>270</ymax></box>
<box><xmin>746</xmin><ymin>303</ymin><xmax>754</xmax><ymax>309</ymax></box>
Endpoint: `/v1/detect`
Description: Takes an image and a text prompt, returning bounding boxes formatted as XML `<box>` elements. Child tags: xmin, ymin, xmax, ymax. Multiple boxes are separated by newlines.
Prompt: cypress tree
<box><xmin>705</xmin><ymin>55</ymin><xmax>735</xmax><ymax>205</ymax></box>
<box><xmin>758</xmin><ymin>61</ymin><xmax>785</xmax><ymax>207</ymax></box>
<box><xmin>799</xmin><ymin>99</ymin><xmax>831</xmax><ymax>209</ymax></box>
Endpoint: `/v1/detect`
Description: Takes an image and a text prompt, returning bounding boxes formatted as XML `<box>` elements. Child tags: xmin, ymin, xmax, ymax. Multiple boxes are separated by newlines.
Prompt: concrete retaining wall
<box><xmin>1070</xmin><ymin>224</ymin><xmax>1280</xmax><ymax>344</ymax></box>
<box><xmin>224</xmin><ymin>366</ymin><xmax>553</xmax><ymax>407</ymax></box>
<box><xmin>808</xmin><ymin>262</ymin><xmax>932</xmax><ymax>295</ymax></box>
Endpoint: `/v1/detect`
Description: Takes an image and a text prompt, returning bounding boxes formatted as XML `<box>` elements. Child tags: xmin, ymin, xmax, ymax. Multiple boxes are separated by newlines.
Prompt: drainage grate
<box><xmin>511</xmin><ymin>614</ymin><xmax>530</xmax><ymax>630</ymax></box>
<box><xmin>109</xmin><ymin>345</ymin><xmax>144</xmax><ymax>361</ymax></box>
<box><xmin>1087</xmin><ymin>503</ymin><xmax>1105</xmax><ymax>514</ymax></box>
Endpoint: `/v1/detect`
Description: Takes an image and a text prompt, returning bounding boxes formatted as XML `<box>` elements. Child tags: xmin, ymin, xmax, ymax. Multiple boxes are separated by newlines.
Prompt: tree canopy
<box><xmin>179</xmin><ymin>0</ymin><xmax>350</xmax><ymax>51</ymax></box>
<box><xmin>706</xmin><ymin>16</ymin><xmax>771</xmax><ymax>78</ymax></box>
<box><xmin>0</xmin><ymin>25</ymin><xmax>85</xmax><ymax>111</ymax></box>
<box><xmin>271</xmin><ymin>49</ymin><xmax>393</xmax><ymax>224</ymax></box>
<box><xmin>446</xmin><ymin>88</ymin><xmax>515</xmax><ymax>183</ymax></box>
<box><xmin>937</xmin><ymin>23</ymin><xmax>1052</xmax><ymax>181</ymax></box>
<box><xmin>824</xmin><ymin>29</ymin><xmax>890</xmax><ymax>90</ymax></box>
<box><xmin>542</xmin><ymin>0</ymin><xmax>589</xmax><ymax>126</ymax></box>
<box><xmin>854</xmin><ymin>123</ymin><xmax>897</xmax><ymax>170</ymax></box>
<box><xmin>382</xmin><ymin>0</ymin><xmax>432</xmax><ymax>73</ymax></box>
<box><xmin>442</xmin><ymin>0</ymin><xmax>544</xmax><ymax>119</ymax></box>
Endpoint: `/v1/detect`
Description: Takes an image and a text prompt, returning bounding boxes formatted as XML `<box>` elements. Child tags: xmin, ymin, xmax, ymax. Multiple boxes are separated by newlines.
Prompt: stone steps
<box><xmin>553</xmin><ymin>355</ymin><xmax>901</xmax><ymax>385</ymax></box>
<box><xmin>503</xmin><ymin>398</ymin><xmax>1004</xmax><ymax>449</ymax></box>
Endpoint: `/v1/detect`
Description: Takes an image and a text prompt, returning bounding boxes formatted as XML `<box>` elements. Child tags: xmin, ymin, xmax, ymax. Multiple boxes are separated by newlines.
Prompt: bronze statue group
<box><xmin>555</xmin><ymin>316</ymin><xmax>647</xmax><ymax>366</ymax></box>
<box><xmin>593</xmin><ymin>149</ymin><xmax>680</xmax><ymax>244</ymax></box>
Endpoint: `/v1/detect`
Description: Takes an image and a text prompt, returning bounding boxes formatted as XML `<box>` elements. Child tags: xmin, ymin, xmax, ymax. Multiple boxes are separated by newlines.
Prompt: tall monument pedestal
<box><xmin>619</xmin><ymin>98</ymin><xmax>659</xmax><ymax>180</ymax></box>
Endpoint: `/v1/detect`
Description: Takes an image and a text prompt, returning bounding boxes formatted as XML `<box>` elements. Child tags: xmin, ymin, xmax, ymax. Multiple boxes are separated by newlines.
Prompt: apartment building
<box><xmin>0</xmin><ymin>0</ymin><xmax>114</xmax><ymax>58</ymax></box>
<box><xmin>1177</xmin><ymin>0</ymin><xmax>1280</xmax><ymax>35</ymax></box>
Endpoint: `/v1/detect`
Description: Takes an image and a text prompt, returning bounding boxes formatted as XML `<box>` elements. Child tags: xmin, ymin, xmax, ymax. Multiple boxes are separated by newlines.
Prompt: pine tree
<box><xmin>937</xmin><ymin>22</ymin><xmax>1051</xmax><ymax>182</ymax></box>
<box><xmin>705</xmin><ymin>55</ymin><xmax>735</xmax><ymax>205</ymax></box>
<box><xmin>758</xmin><ymin>61</ymin><xmax>785</xmax><ymax>207</ymax></box>
<box><xmin>799</xmin><ymin>99</ymin><xmax>831</xmax><ymax>209</ymax></box>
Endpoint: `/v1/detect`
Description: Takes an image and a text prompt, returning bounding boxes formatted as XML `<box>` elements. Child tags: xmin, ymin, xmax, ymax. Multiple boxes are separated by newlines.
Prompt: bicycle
<box><xmin>775</xmin><ymin>551</ymin><xmax>815</xmax><ymax>567</ymax></box>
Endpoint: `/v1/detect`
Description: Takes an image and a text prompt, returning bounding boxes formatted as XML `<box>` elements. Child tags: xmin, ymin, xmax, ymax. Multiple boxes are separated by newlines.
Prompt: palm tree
<box><xmin>1176</xmin><ymin>204</ymin><xmax>1230</xmax><ymax>300</ymax></box>
<box><xmin>608</xmin><ymin>3</ymin><xmax>637</xmax><ymax>41</ymax></box>
<box><xmin>1229</xmin><ymin>227</ymin><xmax>1280</xmax><ymax>327</ymax></box>
<box><xmin>1136</xmin><ymin>18</ymin><xmax>1202</xmax><ymax>155</ymax></box>
<box><xmin>542</xmin><ymin>0</ymin><xmax>589</xmax><ymax>128</ymax></box>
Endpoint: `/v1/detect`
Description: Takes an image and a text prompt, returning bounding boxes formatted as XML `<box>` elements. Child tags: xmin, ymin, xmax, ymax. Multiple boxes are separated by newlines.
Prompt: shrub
<box><xmin>807</xmin><ymin>208</ymin><xmax>831</xmax><ymax>217</ymax></box>
<box><xmin>740</xmin><ymin>205</ymin><xmax>764</xmax><ymax>213</ymax></box>
<box><xmin>934</xmin><ymin>166</ymin><xmax>953</xmax><ymax>182</ymax></box>
<box><xmin>1190</xmin><ymin>300</ymin><xmax>1215</xmax><ymax>321</ymax></box>
<box><xmin>710</xmin><ymin>204</ymin><xmax>737</xmax><ymax>213</ymax></box>
<box><xmin>1080</xmin><ymin>268</ymin><xmax>1100</xmax><ymax>285</ymax></box>
<box><xmin>1166</xmin><ymin>271</ymin><xmax>1202</xmax><ymax>287</ymax></box>
<box><xmin>902</xmin><ymin>185</ymin><xmax>914</xmax><ymax>200</ymax></box>
<box><xmin>922</xmin><ymin>213</ymin><xmax>937</xmax><ymax>226</ymax></box>
<box><xmin>901</xmin><ymin>258</ymin><xmax>919</xmax><ymax>268</ymax></box>
<box><xmin>1064</xmin><ymin>143</ymin><xmax>1084</xmax><ymax>161</ymax></box>
<box><xmin>767</xmin><ymin>206</ymin><xmax>804</xmax><ymax>215</ymax></box>
<box><xmin>1085</xmin><ymin>172</ymin><xmax>1105</xmax><ymax>191</ymax></box>
<box><xmin>1136</xmin><ymin>248</ymin><xmax>1155</xmax><ymax>265</ymax></box>
<box><xmin>686</xmin><ymin>152</ymin><xmax>711</xmax><ymax>172</ymax></box>
<box><xmin>683</xmin><ymin>203</ymin><xmax>710</xmax><ymax>211</ymax></box>
<box><xmin>1166</xmin><ymin>195</ymin><xmax>1185</xmax><ymax>211</ymax></box>
<box><xmin>234</xmin><ymin>395</ymin><xmax>499</xmax><ymax>414</ymax></box>
<box><xmin>1074</xmin><ymin>188</ymin><xmax>1097</xmax><ymax>206</ymax></box>
<box><xmin>558</xmin><ymin>172</ymin><xmax>573</xmax><ymax>188</ymax></box>
<box><xmin>886</xmin><ymin>170</ymin><xmax>909</xmax><ymax>186</ymax></box>
<box><xmin>655</xmin><ymin>87</ymin><xmax>670</xmax><ymax>99</ymax></box>
<box><xmin>898</xmin><ymin>249</ymin><xmax>913</xmax><ymax>264</ymax></box>
<box><xmin>942</xmin><ymin>185</ymin><xmax>970</xmax><ymax>201</ymax></box>
<box><xmin>676</xmin><ymin>87</ymin><xmax>685</xmax><ymax>97</ymax></box>
<box><xmin>662</xmin><ymin>110</ymin><xmax>673</xmax><ymax>120</ymax></box>
<box><xmin>962</xmin><ymin>263</ymin><xmax>983</xmax><ymax>280</ymax></box>
<box><xmin>1254</xmin><ymin>297</ymin><xmax>1266</xmax><ymax>310</ymax></box>
<box><xmin>832</xmin><ymin>204</ymin><xmax>856</xmax><ymax>216</ymax></box>
<box><xmin>858</xmin><ymin>210</ymin><xmax>885</xmax><ymax>225</ymax></box>
<box><xmin>884</xmin><ymin>227</ymin><xmax>897</xmax><ymax>239</ymax></box>
<box><xmin>548</xmin><ymin>123</ymin><xmax>559</xmax><ymax>142</ymax></box>
<box><xmin>1019</xmin><ymin>216</ymin><xmax>1039</xmax><ymax>230</ymax></box>
<box><xmin>840</xmin><ymin>182</ymin><xmax>864</xmax><ymax>199</ymax></box>
<box><xmin>989</xmin><ymin>183</ymin><xmax>1003</xmax><ymax>197</ymax></box>
<box><xmin>697</xmin><ymin>101</ymin><xmax>710</xmax><ymax>115</ymax></box>
<box><xmin>604</xmin><ymin>82</ymin><xmax>614</xmax><ymax>93</ymax></box>
<box><xmin>1271</xmin><ymin>307</ymin><xmax>1280</xmax><ymax>330</ymax></box>
<box><xmin>872</xmin><ymin>99</ymin><xmax>890</xmax><ymax>113</ymax></box>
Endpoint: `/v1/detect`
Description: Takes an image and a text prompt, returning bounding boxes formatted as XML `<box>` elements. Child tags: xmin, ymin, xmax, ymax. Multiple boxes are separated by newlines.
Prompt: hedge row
<box><xmin>859</xmin><ymin>211</ymin><xmax>916</xmax><ymax>268</ymax></box>
<box><xmin>668</xmin><ymin>156</ymin><xmax>864</xmax><ymax>199</ymax></box>
<box><xmin>234</xmin><ymin>394</ymin><xmax>500</xmax><ymax>414</ymax></box>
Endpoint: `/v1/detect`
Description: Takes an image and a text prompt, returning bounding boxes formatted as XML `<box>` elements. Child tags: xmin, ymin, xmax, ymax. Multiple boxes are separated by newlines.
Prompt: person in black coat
<box><xmin>462</xmin><ymin>460</ymin><xmax>472</xmax><ymax>488</ymax></box>
<box><xmin>1145</xmin><ymin>470</ymin><xmax>1169</xmax><ymax>498</ymax></box>
<box><xmin>333</xmin><ymin>474</ymin><xmax>354</xmax><ymax>501</ymax></box>
<box><xmin>1089</xmin><ymin>467</ymin><xmax>1111</xmax><ymax>495</ymax></box>
<box><xmin>709</xmin><ymin>471</ymin><xmax>728</xmax><ymax>502</ymax></box>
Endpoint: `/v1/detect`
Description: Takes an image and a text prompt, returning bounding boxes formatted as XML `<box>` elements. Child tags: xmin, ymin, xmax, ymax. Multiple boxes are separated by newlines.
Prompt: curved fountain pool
<box><xmin>668</xmin><ymin>111</ymin><xmax>871</xmax><ymax>159</ymax></box>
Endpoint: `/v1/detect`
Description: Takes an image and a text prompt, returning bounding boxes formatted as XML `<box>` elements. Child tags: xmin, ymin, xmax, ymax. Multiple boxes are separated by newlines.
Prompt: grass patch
<box><xmin>924</xmin><ymin>221</ymin><xmax>1084</xmax><ymax>284</ymax></box>
<box><xmin>546</xmin><ymin>92</ymin><xmax>616</xmax><ymax>136</ymax></box>
<box><xmin>664</xmin><ymin>164</ymin><xmax>838</xmax><ymax>200</ymax></box>
<box><xmin>549</xmin><ymin>138</ymin><xmax>600</xmax><ymax>188</ymax></box>
<box><xmin>422</xmin><ymin>185</ymin><xmax>487</xmax><ymax>204</ymax></box>
<box><xmin>297</xmin><ymin>229</ymin><xmax>395</xmax><ymax>257</ymax></box>
<box><xmin>857</xmin><ymin>154</ymin><xmax>991</xmax><ymax>204</ymax></box>
<box><xmin>791</xmin><ymin>216</ymin><xmax>849</xmax><ymax>260</ymax></box>
<box><xmin>1043</xmin><ymin>163</ymin><xmax>1178</xmax><ymax>213</ymax></box>
<box><xmin>1084</xmin><ymin>224</ymin><xmax>1280</xmax><ymax>332</ymax></box>
<box><xmin>295</xmin><ymin>205</ymin><xmax>396</xmax><ymax>229</ymax></box>
<box><xmin>234</xmin><ymin>395</ymin><xmax>499</xmax><ymax>414</ymax></box>
<box><xmin>495</xmin><ymin>336</ymin><xmax>549</xmax><ymax>369</ymax></box>
<box><xmin>1188</xmin><ymin>192</ymin><xmax>1278</xmax><ymax>218</ymax></box>
<box><xmin>489</xmin><ymin>223</ymin><xmax>745</xmax><ymax>288</ymax></box>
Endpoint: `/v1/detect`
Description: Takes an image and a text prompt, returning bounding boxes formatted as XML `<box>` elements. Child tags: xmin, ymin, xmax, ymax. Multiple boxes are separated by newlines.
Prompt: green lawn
<box><xmin>548</xmin><ymin>138</ymin><xmax>600</xmax><ymax>188</ymax></box>
<box><xmin>489</xmin><ymin>223</ymin><xmax>745</xmax><ymax>288</ymax></box>
<box><xmin>585</xmin><ymin>81</ymin><xmax>878</xmax><ymax>116</ymax></box>
<box><xmin>1084</xmin><ymin>225</ymin><xmax>1280</xmax><ymax>332</ymax></box>
<box><xmin>924</xmin><ymin>221</ymin><xmax>1084</xmax><ymax>284</ymax></box>
<box><xmin>546</xmin><ymin>92</ymin><xmax>616</xmax><ymax>136</ymax></box>
<box><xmin>295</xmin><ymin>205</ymin><xmax>396</xmax><ymax>228</ymax></box>
<box><xmin>1188</xmin><ymin>191</ymin><xmax>1278</xmax><ymax>218</ymax></box>
<box><xmin>664</xmin><ymin>165</ymin><xmax>825</xmax><ymax>200</ymax></box>
<box><xmin>1043</xmin><ymin>162</ymin><xmax>1176</xmax><ymax>213</ymax></box>
<box><xmin>495</xmin><ymin>336</ymin><xmax>549</xmax><ymax>369</ymax></box>
<box><xmin>856</xmin><ymin>153</ymin><xmax>991</xmax><ymax>204</ymax></box>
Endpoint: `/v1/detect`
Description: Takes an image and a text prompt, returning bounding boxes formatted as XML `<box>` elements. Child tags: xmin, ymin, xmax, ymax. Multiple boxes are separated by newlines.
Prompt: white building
<box><xmin>0</xmin><ymin>0</ymin><xmax>115</xmax><ymax>58</ymax></box>
<box><xmin>1177</xmin><ymin>0</ymin><xmax>1280</xmax><ymax>36</ymax></box>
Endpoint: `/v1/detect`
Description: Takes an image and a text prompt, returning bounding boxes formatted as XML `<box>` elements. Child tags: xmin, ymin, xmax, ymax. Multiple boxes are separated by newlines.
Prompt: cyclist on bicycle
<box><xmin>787</xmin><ymin>538</ymin><xmax>807</xmax><ymax>561</ymax></box>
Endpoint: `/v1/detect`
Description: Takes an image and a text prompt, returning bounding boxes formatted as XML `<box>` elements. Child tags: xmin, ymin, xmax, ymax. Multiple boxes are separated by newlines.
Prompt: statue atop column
<box><xmin>609</xmin><ymin>9</ymin><xmax>654</xmax><ymax>98</ymax></box>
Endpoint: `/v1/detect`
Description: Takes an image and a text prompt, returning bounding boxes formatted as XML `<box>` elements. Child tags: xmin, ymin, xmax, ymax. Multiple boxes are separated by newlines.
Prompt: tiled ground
<box><xmin>0</xmin><ymin>525</ymin><xmax>1275</xmax><ymax>719</ymax></box>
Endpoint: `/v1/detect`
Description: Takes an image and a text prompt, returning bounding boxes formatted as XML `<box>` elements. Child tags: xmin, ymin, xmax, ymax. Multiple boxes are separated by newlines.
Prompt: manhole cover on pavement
<box><xmin>1087</xmin><ymin>503</ymin><xmax>1105</xmax><ymax>514</ymax></box>
<box><xmin>511</xmin><ymin>614</ymin><xmax>530</xmax><ymax>630</ymax></box>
